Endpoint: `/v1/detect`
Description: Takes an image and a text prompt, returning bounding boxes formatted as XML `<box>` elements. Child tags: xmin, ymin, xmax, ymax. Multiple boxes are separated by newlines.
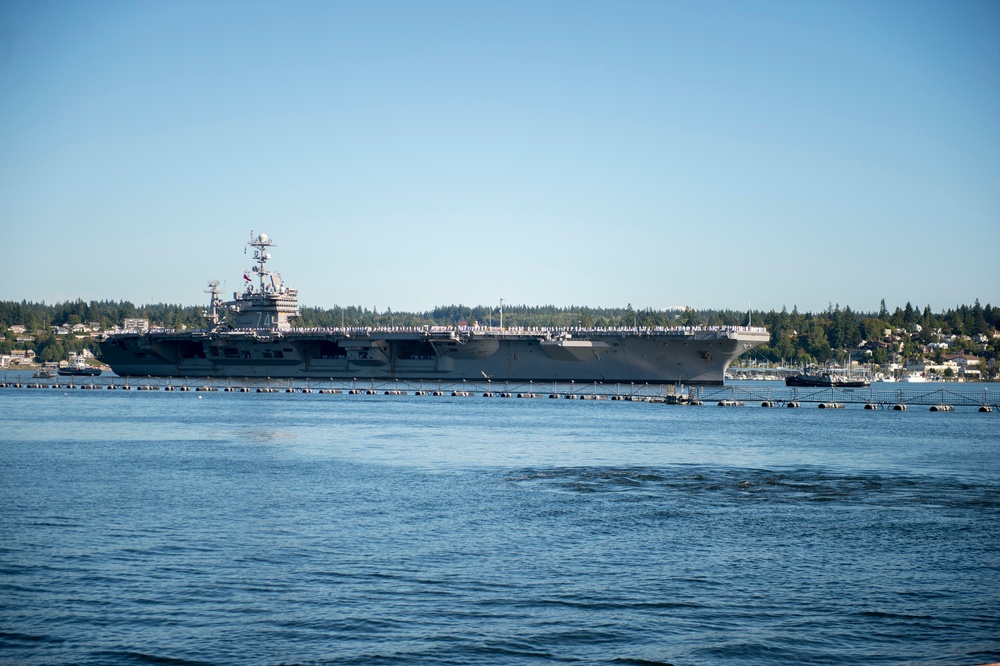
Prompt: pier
<box><xmin>1</xmin><ymin>374</ymin><xmax>997</xmax><ymax>411</ymax></box>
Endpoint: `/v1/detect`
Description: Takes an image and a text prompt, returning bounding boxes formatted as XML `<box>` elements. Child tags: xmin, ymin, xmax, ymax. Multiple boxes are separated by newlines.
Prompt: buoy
<box><xmin>864</xmin><ymin>403</ymin><xmax>879</xmax><ymax>410</ymax></box>
<box><xmin>979</xmin><ymin>405</ymin><xmax>993</xmax><ymax>413</ymax></box>
<box><xmin>929</xmin><ymin>405</ymin><xmax>954</xmax><ymax>412</ymax></box>
<box><xmin>787</xmin><ymin>401</ymin><xmax>800</xmax><ymax>408</ymax></box>
<box><xmin>892</xmin><ymin>404</ymin><xmax>906</xmax><ymax>411</ymax></box>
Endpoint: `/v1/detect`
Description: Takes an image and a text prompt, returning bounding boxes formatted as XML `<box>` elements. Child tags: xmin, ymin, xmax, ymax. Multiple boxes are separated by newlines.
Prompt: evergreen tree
<box><xmin>805</xmin><ymin>325</ymin><xmax>832</xmax><ymax>362</ymax></box>
<box><xmin>972</xmin><ymin>299</ymin><xmax>989</xmax><ymax>335</ymax></box>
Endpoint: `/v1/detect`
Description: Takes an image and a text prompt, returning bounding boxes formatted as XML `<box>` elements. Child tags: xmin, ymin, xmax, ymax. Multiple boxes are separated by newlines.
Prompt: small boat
<box><xmin>57</xmin><ymin>358</ymin><xmax>103</xmax><ymax>377</ymax></box>
<box><xmin>33</xmin><ymin>369</ymin><xmax>56</xmax><ymax>379</ymax></box>
<box><xmin>785</xmin><ymin>372</ymin><xmax>869</xmax><ymax>388</ymax></box>
<box><xmin>899</xmin><ymin>374</ymin><xmax>926</xmax><ymax>383</ymax></box>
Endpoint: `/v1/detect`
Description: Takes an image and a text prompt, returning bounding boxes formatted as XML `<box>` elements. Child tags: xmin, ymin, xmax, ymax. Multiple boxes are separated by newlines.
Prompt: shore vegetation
<box><xmin>1</xmin><ymin>299</ymin><xmax>998</xmax><ymax>379</ymax></box>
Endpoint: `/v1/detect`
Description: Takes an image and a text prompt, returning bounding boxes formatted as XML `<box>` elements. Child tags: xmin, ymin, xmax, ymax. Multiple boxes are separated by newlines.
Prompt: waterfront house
<box><xmin>942</xmin><ymin>354</ymin><xmax>984</xmax><ymax>378</ymax></box>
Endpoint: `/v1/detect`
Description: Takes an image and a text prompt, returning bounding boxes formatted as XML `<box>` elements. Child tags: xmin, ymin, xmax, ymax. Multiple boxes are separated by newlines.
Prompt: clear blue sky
<box><xmin>2</xmin><ymin>0</ymin><xmax>998</xmax><ymax>315</ymax></box>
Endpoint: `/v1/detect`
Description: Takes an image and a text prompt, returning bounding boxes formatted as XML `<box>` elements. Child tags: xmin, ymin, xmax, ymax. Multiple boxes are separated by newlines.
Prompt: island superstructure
<box><xmin>99</xmin><ymin>233</ymin><xmax>770</xmax><ymax>385</ymax></box>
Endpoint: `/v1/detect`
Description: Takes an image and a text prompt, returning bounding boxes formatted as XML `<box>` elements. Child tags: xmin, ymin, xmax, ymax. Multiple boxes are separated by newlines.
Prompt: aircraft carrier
<box><xmin>99</xmin><ymin>233</ymin><xmax>769</xmax><ymax>385</ymax></box>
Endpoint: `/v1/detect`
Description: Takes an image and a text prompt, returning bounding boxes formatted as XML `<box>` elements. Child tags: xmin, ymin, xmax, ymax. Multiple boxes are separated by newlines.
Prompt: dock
<box><xmin>1</xmin><ymin>375</ymin><xmax>997</xmax><ymax>412</ymax></box>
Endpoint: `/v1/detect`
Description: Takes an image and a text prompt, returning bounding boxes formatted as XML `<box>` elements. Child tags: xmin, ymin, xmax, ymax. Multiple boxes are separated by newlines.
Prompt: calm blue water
<box><xmin>2</xmin><ymin>384</ymin><xmax>999</xmax><ymax>665</ymax></box>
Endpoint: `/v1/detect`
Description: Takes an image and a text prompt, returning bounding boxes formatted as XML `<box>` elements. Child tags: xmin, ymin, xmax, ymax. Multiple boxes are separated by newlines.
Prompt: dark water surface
<box><xmin>2</xmin><ymin>387</ymin><xmax>998</xmax><ymax>665</ymax></box>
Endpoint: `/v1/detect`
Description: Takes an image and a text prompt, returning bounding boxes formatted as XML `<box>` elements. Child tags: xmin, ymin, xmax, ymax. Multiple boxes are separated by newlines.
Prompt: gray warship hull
<box><xmin>99</xmin><ymin>327</ymin><xmax>769</xmax><ymax>385</ymax></box>
<box><xmin>99</xmin><ymin>233</ymin><xmax>768</xmax><ymax>384</ymax></box>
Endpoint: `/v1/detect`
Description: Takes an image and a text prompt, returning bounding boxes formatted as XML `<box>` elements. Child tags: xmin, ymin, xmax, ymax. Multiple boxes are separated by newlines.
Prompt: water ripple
<box><xmin>2</xmin><ymin>393</ymin><xmax>998</xmax><ymax>665</ymax></box>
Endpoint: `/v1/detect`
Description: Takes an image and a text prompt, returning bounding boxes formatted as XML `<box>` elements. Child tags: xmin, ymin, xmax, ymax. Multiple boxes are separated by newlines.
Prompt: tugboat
<box><xmin>785</xmin><ymin>372</ymin><xmax>869</xmax><ymax>388</ymax></box>
<box><xmin>57</xmin><ymin>356</ymin><xmax>103</xmax><ymax>377</ymax></box>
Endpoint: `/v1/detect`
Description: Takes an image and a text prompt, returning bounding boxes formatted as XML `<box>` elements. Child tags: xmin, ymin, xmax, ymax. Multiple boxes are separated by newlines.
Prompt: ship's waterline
<box><xmin>99</xmin><ymin>233</ymin><xmax>769</xmax><ymax>384</ymax></box>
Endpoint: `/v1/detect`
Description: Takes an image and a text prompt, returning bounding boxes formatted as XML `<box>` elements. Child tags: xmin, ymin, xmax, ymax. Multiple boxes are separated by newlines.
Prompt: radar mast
<box><xmin>247</xmin><ymin>230</ymin><xmax>280</xmax><ymax>294</ymax></box>
<box><xmin>203</xmin><ymin>280</ymin><xmax>223</xmax><ymax>328</ymax></box>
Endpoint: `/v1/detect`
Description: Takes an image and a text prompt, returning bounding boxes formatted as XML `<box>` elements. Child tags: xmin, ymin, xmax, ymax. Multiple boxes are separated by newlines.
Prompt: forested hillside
<box><xmin>2</xmin><ymin>298</ymin><xmax>998</xmax><ymax>372</ymax></box>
